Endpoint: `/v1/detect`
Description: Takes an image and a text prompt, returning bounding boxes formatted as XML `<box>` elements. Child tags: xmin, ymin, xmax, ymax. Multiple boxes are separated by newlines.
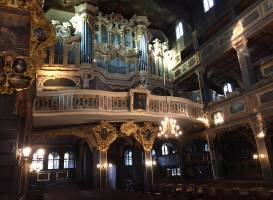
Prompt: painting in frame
<box><xmin>133</xmin><ymin>92</ymin><xmax>147</xmax><ymax>110</ymax></box>
<box><xmin>0</xmin><ymin>6</ymin><xmax>31</xmax><ymax>56</ymax></box>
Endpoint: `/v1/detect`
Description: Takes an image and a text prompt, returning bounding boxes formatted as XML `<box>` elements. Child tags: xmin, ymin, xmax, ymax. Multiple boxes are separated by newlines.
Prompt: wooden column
<box><xmin>99</xmin><ymin>150</ymin><xmax>108</xmax><ymax>191</ymax></box>
<box><xmin>251</xmin><ymin>114</ymin><xmax>273</xmax><ymax>182</ymax></box>
<box><xmin>233</xmin><ymin>39</ymin><xmax>256</xmax><ymax>89</ymax></box>
<box><xmin>196</xmin><ymin>67</ymin><xmax>211</xmax><ymax>106</ymax></box>
<box><xmin>207</xmin><ymin>129</ymin><xmax>221</xmax><ymax>180</ymax></box>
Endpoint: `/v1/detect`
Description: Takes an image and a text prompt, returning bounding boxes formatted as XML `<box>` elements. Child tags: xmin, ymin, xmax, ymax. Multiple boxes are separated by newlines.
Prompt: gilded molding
<box><xmin>30</xmin><ymin>2</ymin><xmax>55</xmax><ymax>74</ymax></box>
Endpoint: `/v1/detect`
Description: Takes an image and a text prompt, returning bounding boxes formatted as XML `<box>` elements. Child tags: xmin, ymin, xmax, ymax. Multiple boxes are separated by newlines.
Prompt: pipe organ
<box><xmin>39</xmin><ymin>3</ymin><xmax>176</xmax><ymax>92</ymax></box>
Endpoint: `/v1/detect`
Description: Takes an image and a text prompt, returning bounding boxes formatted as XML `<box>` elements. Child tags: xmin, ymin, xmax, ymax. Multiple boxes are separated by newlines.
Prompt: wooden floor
<box><xmin>42</xmin><ymin>184</ymin><xmax>101</xmax><ymax>200</ymax></box>
<box><xmin>27</xmin><ymin>182</ymin><xmax>273</xmax><ymax>200</ymax></box>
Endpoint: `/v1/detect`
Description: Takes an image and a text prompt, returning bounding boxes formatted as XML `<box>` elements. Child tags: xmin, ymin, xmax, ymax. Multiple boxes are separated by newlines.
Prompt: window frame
<box><xmin>32</xmin><ymin>150</ymin><xmax>44</xmax><ymax>171</ymax></box>
<box><xmin>175</xmin><ymin>22</ymin><xmax>184</xmax><ymax>40</ymax></box>
<box><xmin>203</xmin><ymin>0</ymin><xmax>214</xmax><ymax>13</ymax></box>
<box><xmin>48</xmin><ymin>152</ymin><xmax>60</xmax><ymax>170</ymax></box>
<box><xmin>124</xmin><ymin>149</ymin><xmax>133</xmax><ymax>166</ymax></box>
<box><xmin>64</xmin><ymin>152</ymin><xmax>75</xmax><ymax>169</ymax></box>
<box><xmin>161</xmin><ymin>144</ymin><xmax>169</xmax><ymax>156</ymax></box>
<box><xmin>223</xmin><ymin>82</ymin><xmax>233</xmax><ymax>96</ymax></box>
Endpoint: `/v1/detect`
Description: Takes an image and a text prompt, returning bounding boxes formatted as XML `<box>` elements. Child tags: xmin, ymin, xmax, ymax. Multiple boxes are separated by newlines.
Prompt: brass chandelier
<box><xmin>157</xmin><ymin>44</ymin><xmax>182</xmax><ymax>138</ymax></box>
<box><xmin>158</xmin><ymin>117</ymin><xmax>182</xmax><ymax>138</ymax></box>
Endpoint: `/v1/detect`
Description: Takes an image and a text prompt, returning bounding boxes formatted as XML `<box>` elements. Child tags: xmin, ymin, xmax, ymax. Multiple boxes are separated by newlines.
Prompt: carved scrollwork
<box><xmin>0</xmin><ymin>1</ymin><xmax>55</xmax><ymax>94</ymax></box>
<box><xmin>133</xmin><ymin>122</ymin><xmax>157</xmax><ymax>151</ymax></box>
<box><xmin>30</xmin><ymin>2</ymin><xmax>55</xmax><ymax>74</ymax></box>
<box><xmin>120</xmin><ymin>121</ymin><xmax>139</xmax><ymax>136</ymax></box>
<box><xmin>92</xmin><ymin>121</ymin><xmax>118</xmax><ymax>151</ymax></box>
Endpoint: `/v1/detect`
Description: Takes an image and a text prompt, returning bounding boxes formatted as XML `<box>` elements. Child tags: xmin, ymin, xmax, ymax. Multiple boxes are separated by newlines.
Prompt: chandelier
<box><xmin>158</xmin><ymin>117</ymin><xmax>182</xmax><ymax>138</ymax></box>
<box><xmin>155</xmin><ymin>41</ymin><xmax>182</xmax><ymax>138</ymax></box>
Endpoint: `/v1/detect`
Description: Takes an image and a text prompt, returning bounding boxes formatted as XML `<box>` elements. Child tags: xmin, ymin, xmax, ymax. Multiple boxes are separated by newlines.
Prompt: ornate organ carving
<box><xmin>37</xmin><ymin>2</ymin><xmax>176</xmax><ymax>92</ymax></box>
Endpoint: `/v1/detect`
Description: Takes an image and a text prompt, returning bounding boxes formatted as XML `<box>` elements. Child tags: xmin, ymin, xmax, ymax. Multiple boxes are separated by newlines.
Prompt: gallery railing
<box><xmin>207</xmin><ymin>81</ymin><xmax>273</xmax><ymax>127</ymax></box>
<box><xmin>34</xmin><ymin>88</ymin><xmax>204</xmax><ymax>120</ymax></box>
<box><xmin>176</xmin><ymin>90</ymin><xmax>202</xmax><ymax>104</ymax></box>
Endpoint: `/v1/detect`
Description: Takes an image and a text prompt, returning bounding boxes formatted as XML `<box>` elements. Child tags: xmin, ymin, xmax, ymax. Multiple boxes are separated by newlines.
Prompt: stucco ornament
<box><xmin>133</xmin><ymin>122</ymin><xmax>157</xmax><ymax>151</ymax></box>
<box><xmin>92</xmin><ymin>121</ymin><xmax>118</xmax><ymax>151</ymax></box>
<box><xmin>120</xmin><ymin>121</ymin><xmax>139</xmax><ymax>136</ymax></box>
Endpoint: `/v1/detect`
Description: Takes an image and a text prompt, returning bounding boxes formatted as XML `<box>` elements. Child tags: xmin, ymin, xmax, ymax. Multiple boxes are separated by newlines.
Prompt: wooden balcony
<box><xmin>33</xmin><ymin>86</ymin><xmax>206</xmax><ymax>128</ymax></box>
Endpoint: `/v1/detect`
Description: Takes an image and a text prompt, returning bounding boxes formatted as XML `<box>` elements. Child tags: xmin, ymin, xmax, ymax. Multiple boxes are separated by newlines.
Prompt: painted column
<box><xmin>92</xmin><ymin>121</ymin><xmax>117</xmax><ymax>191</ymax></box>
<box><xmin>99</xmin><ymin>150</ymin><xmax>108</xmax><ymax>190</ymax></box>
<box><xmin>233</xmin><ymin>38</ymin><xmax>256</xmax><ymax>89</ymax></box>
<box><xmin>144</xmin><ymin>150</ymin><xmax>154</xmax><ymax>192</ymax></box>
<box><xmin>251</xmin><ymin>114</ymin><xmax>273</xmax><ymax>182</ymax></box>
<box><xmin>91</xmin><ymin>150</ymin><xmax>100</xmax><ymax>188</ymax></box>
<box><xmin>196</xmin><ymin>67</ymin><xmax>211</xmax><ymax>106</ymax></box>
<box><xmin>179</xmin><ymin>143</ymin><xmax>187</xmax><ymax>180</ymax></box>
<box><xmin>207</xmin><ymin>129</ymin><xmax>221</xmax><ymax>180</ymax></box>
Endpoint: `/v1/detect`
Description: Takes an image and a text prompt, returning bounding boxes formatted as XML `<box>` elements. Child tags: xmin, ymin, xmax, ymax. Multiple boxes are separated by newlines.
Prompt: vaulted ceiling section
<box><xmin>44</xmin><ymin>0</ymin><xmax>193</xmax><ymax>33</ymax></box>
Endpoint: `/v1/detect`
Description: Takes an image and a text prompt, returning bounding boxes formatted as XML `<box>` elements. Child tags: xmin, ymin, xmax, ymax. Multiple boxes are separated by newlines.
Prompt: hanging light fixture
<box><xmin>158</xmin><ymin>117</ymin><xmax>182</xmax><ymax>138</ymax></box>
<box><xmin>156</xmin><ymin>41</ymin><xmax>182</xmax><ymax>138</ymax></box>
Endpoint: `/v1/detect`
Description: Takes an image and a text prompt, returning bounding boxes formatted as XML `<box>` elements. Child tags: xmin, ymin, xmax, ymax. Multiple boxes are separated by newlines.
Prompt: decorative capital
<box><xmin>133</xmin><ymin>122</ymin><xmax>157</xmax><ymax>151</ymax></box>
<box><xmin>92</xmin><ymin>121</ymin><xmax>118</xmax><ymax>151</ymax></box>
<box><xmin>232</xmin><ymin>37</ymin><xmax>248</xmax><ymax>53</ymax></box>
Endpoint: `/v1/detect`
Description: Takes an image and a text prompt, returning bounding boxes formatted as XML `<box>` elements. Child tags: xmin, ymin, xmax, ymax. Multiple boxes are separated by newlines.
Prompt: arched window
<box><xmin>175</xmin><ymin>22</ymin><xmax>184</xmax><ymax>40</ymax></box>
<box><xmin>223</xmin><ymin>82</ymin><xmax>233</xmax><ymax>96</ymax></box>
<box><xmin>64</xmin><ymin>152</ymin><xmax>75</xmax><ymax>169</ymax></box>
<box><xmin>32</xmin><ymin>149</ymin><xmax>45</xmax><ymax>171</ymax></box>
<box><xmin>48</xmin><ymin>152</ymin><xmax>60</xmax><ymax>170</ymax></box>
<box><xmin>161</xmin><ymin>144</ymin><xmax>169</xmax><ymax>156</ymax></box>
<box><xmin>124</xmin><ymin>149</ymin><xmax>133</xmax><ymax>166</ymax></box>
<box><xmin>203</xmin><ymin>0</ymin><xmax>214</xmax><ymax>12</ymax></box>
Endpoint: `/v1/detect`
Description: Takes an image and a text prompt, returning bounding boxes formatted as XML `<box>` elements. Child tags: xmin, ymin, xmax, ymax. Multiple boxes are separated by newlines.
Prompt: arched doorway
<box><xmin>107</xmin><ymin>137</ymin><xmax>145</xmax><ymax>191</ymax></box>
<box><xmin>215</xmin><ymin>127</ymin><xmax>262</xmax><ymax>180</ymax></box>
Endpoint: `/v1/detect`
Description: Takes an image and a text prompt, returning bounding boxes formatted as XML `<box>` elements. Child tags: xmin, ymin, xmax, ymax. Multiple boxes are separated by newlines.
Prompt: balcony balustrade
<box><xmin>207</xmin><ymin>81</ymin><xmax>273</xmax><ymax>127</ymax></box>
<box><xmin>33</xmin><ymin>87</ymin><xmax>205</xmax><ymax>127</ymax></box>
